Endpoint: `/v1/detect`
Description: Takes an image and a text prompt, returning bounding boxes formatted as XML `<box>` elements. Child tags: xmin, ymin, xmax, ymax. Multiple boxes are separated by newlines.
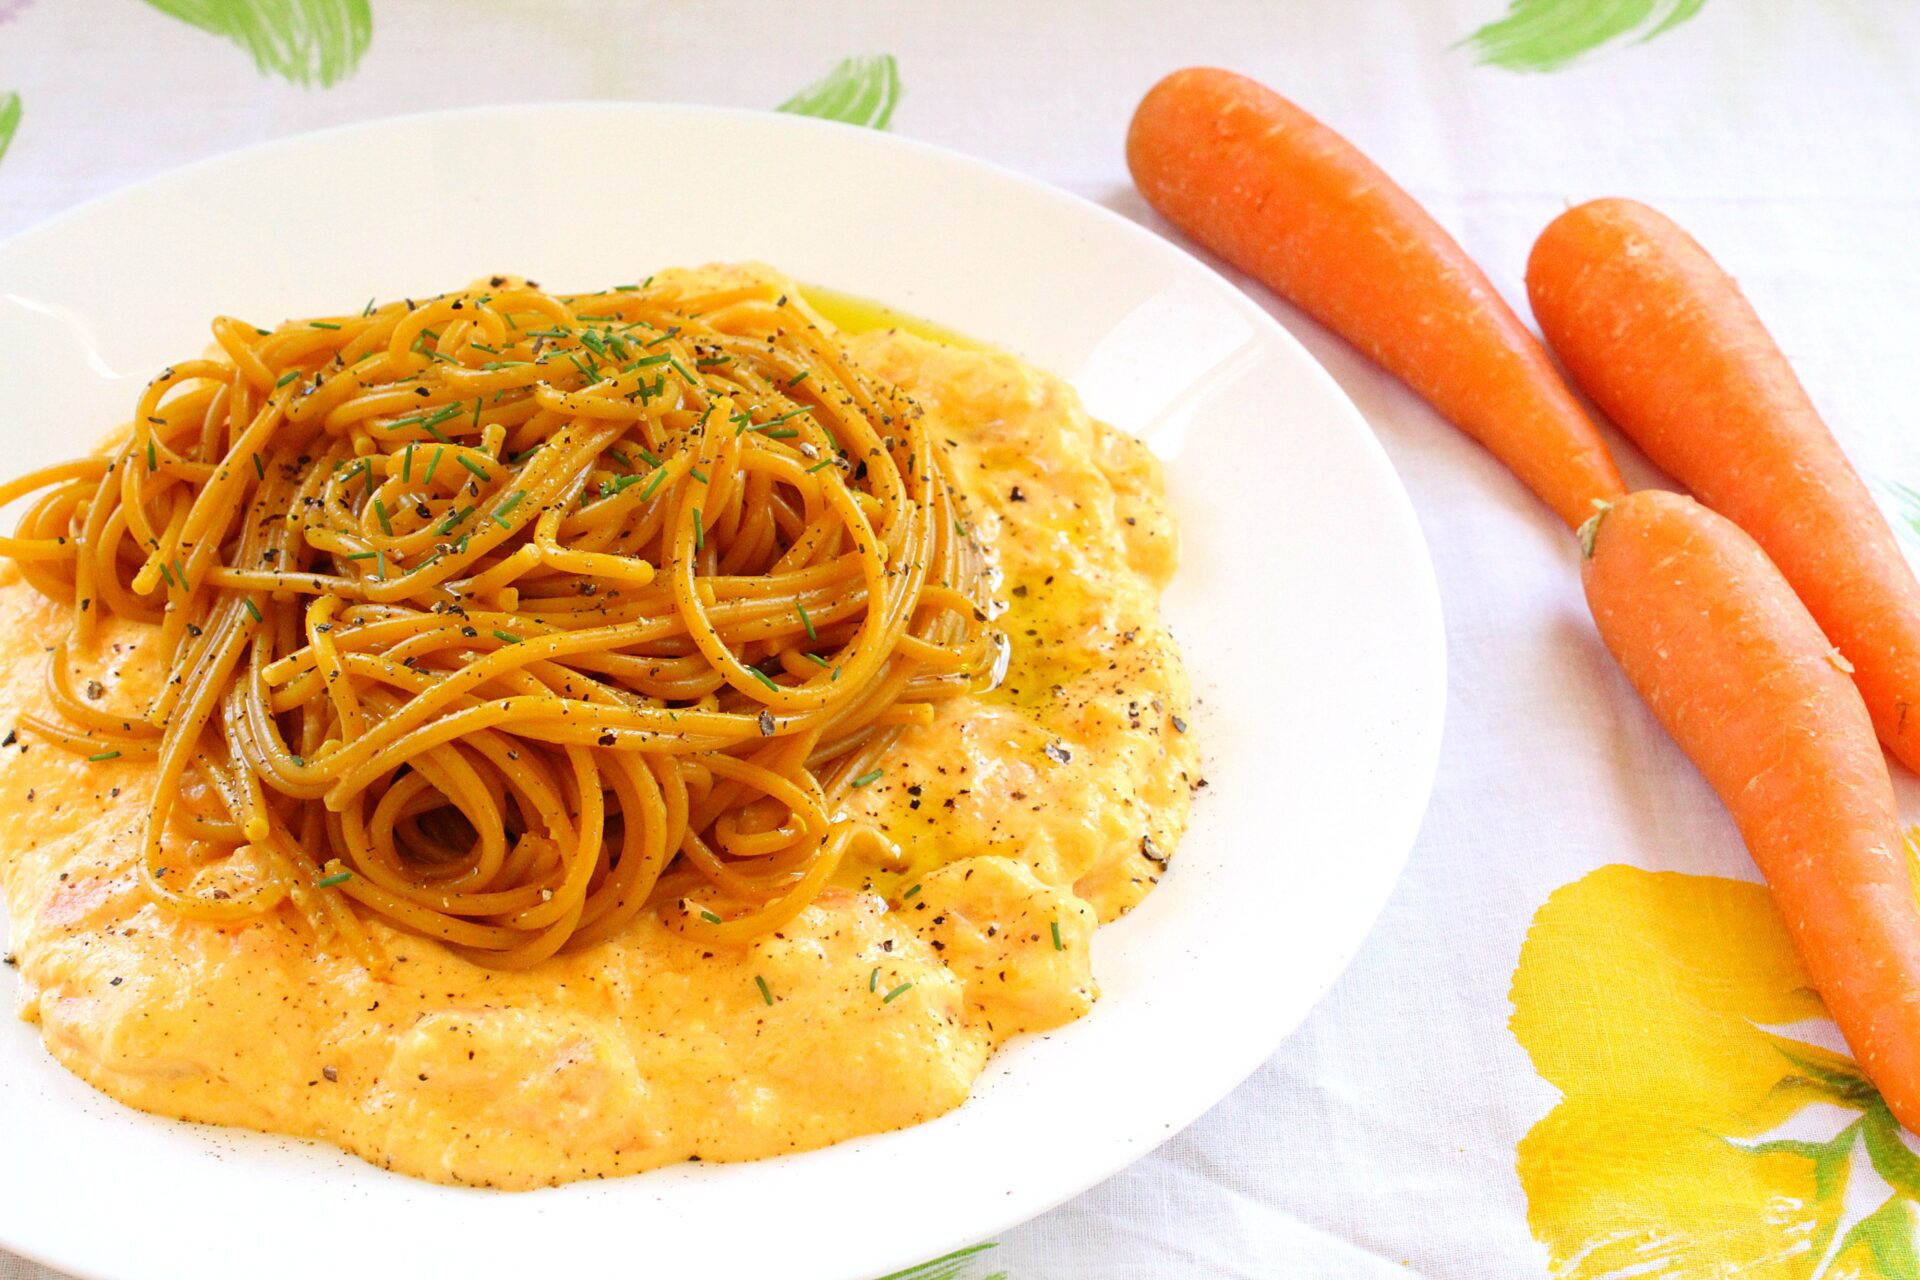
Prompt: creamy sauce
<box><xmin>0</xmin><ymin>277</ymin><xmax>1198</xmax><ymax>1188</ymax></box>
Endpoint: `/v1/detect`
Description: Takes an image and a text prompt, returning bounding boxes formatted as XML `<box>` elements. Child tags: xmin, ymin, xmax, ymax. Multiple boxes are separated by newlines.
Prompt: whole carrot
<box><xmin>1584</xmin><ymin>489</ymin><xmax>1920</xmax><ymax>1128</ymax></box>
<box><xmin>1126</xmin><ymin>67</ymin><xmax>1624</xmax><ymax>529</ymax></box>
<box><xmin>1530</xmin><ymin>198</ymin><xmax>1920</xmax><ymax>774</ymax></box>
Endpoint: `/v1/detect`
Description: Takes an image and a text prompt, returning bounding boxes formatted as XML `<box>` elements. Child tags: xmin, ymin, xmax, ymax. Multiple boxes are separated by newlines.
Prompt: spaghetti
<box><xmin>0</xmin><ymin>269</ymin><xmax>1001</xmax><ymax>968</ymax></box>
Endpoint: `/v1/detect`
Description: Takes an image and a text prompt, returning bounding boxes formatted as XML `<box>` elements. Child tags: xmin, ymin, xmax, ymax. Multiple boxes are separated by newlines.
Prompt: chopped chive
<box><xmin>87</xmin><ymin>750</ymin><xmax>121</xmax><ymax>762</ymax></box>
<box><xmin>402</xmin><ymin>443</ymin><xmax>414</xmax><ymax>482</ymax></box>
<box><xmin>491</xmin><ymin>629</ymin><xmax>522</xmax><ymax>644</ymax></box>
<box><xmin>699</xmin><ymin>908</ymin><xmax>722</xmax><ymax>924</ymax></box>
<box><xmin>497</xmin><ymin>490</ymin><xmax>526</xmax><ymax>517</ymax></box>
<box><xmin>607</xmin><ymin>447</ymin><xmax>633</xmax><ymax>470</ymax></box>
<box><xmin>472</xmin><ymin>397</ymin><xmax>482</xmax><ymax>430</ymax></box>
<box><xmin>748</xmin><ymin>667</ymin><xmax>779</xmax><ymax>691</ymax></box>
<box><xmin>315</xmin><ymin>870</ymin><xmax>353</xmax><ymax>888</ymax></box>
<box><xmin>347</xmin><ymin>550</ymin><xmax>378</xmax><ymax>560</ymax></box>
<box><xmin>639</xmin><ymin>468</ymin><xmax>668</xmax><ymax>501</ymax></box>
<box><xmin>252</xmin><ymin>452</ymin><xmax>266</xmax><ymax>480</ymax></box>
<box><xmin>423</xmin><ymin>447</ymin><xmax>445</xmax><ymax>486</ymax></box>
<box><xmin>850</xmin><ymin>768</ymin><xmax>884</xmax><ymax>788</ymax></box>
<box><xmin>667</xmin><ymin>357</ymin><xmax>698</xmax><ymax>385</ymax></box>
<box><xmin>796</xmin><ymin>603</ymin><xmax>816</xmax><ymax>640</ymax></box>
<box><xmin>806</xmin><ymin>458</ymin><xmax>835</xmax><ymax>473</ymax></box>
<box><xmin>1051</xmin><ymin>921</ymin><xmax>1064</xmax><ymax>951</ymax></box>
<box><xmin>760</xmin><ymin>428</ymin><xmax>800</xmax><ymax>439</ymax></box>
<box><xmin>373</xmin><ymin>498</ymin><xmax>392</xmax><ymax>535</ymax></box>
<box><xmin>377</xmin><ymin>549</ymin><xmax>388</xmax><ymax>578</ymax></box>
<box><xmin>882</xmin><ymin>982</ymin><xmax>913</xmax><ymax>1004</ymax></box>
<box><xmin>832</xmin><ymin>666</ymin><xmax>842</xmax><ymax>681</ymax></box>
<box><xmin>422</xmin><ymin>421</ymin><xmax>452</xmax><ymax>444</ymax></box>
<box><xmin>869</xmin><ymin>967</ymin><xmax>879</xmax><ymax>993</ymax></box>
<box><xmin>787</xmin><ymin>370</ymin><xmax>810</xmax><ymax>389</ymax></box>
<box><xmin>172</xmin><ymin>557</ymin><xmax>186</xmax><ymax>586</ymax></box>
<box><xmin>631</xmin><ymin>351</ymin><xmax>672</xmax><ymax>366</ymax></box>
<box><xmin>615</xmin><ymin>283</ymin><xmax>640</xmax><ymax>292</ymax></box>
<box><xmin>457</xmin><ymin>455</ymin><xmax>491</xmax><ymax>482</ymax></box>
<box><xmin>901</xmin><ymin>883</ymin><xmax>922</xmax><ymax>900</ymax></box>
<box><xmin>764</xmin><ymin>407</ymin><xmax>813</xmax><ymax>427</ymax></box>
<box><xmin>696</xmin><ymin>356</ymin><xmax>730</xmax><ymax>368</ymax></box>
<box><xmin>488</xmin><ymin>510</ymin><xmax>512</xmax><ymax>529</ymax></box>
<box><xmin>362</xmin><ymin>297</ymin><xmax>376</xmax><ymax>317</ymax></box>
<box><xmin>436</xmin><ymin>505</ymin><xmax>472</xmax><ymax>535</ymax></box>
<box><xmin>635</xmin><ymin>446</ymin><xmax>662</xmax><ymax>467</ymax></box>
<box><xmin>469</xmin><ymin>342</ymin><xmax>499</xmax><ymax>355</ymax></box>
<box><xmin>421</xmin><ymin>402</ymin><xmax>463</xmax><ymax>429</ymax></box>
<box><xmin>692</xmin><ymin>507</ymin><xmax>705</xmax><ymax>552</ymax></box>
<box><xmin>275</xmin><ymin>370</ymin><xmax>299</xmax><ymax>388</ymax></box>
<box><xmin>242</xmin><ymin>598</ymin><xmax>263</xmax><ymax>623</ymax></box>
<box><xmin>309</xmin><ymin>320</ymin><xmax>341</xmax><ymax>330</ymax></box>
<box><xmin>755</xmin><ymin>975</ymin><xmax>774</xmax><ymax>1006</ymax></box>
<box><xmin>803</xmin><ymin>652</ymin><xmax>830</xmax><ymax>667</ymax></box>
<box><xmin>690</xmin><ymin>466</ymin><xmax>709</xmax><ymax>484</ymax></box>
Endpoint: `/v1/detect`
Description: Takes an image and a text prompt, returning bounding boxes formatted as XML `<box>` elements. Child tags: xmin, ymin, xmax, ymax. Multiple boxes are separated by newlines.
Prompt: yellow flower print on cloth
<box><xmin>1514</xmin><ymin>863</ymin><xmax>1920</xmax><ymax>1279</ymax></box>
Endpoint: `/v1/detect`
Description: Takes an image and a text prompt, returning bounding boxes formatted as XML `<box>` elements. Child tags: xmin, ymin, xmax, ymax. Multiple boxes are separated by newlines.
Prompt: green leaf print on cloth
<box><xmin>0</xmin><ymin>92</ymin><xmax>18</xmax><ymax>167</ymax></box>
<box><xmin>875</xmin><ymin>1243</ymin><xmax>1009</xmax><ymax>1280</ymax></box>
<box><xmin>777</xmin><ymin>54</ymin><xmax>901</xmax><ymax>129</ymax></box>
<box><xmin>1466</xmin><ymin>0</ymin><xmax>1710</xmax><ymax>71</ymax></box>
<box><xmin>141</xmin><ymin>0</ymin><xmax>372</xmax><ymax>87</ymax></box>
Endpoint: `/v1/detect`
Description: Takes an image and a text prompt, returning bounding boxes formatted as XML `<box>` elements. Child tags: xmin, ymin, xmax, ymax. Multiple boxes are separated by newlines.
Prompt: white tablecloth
<box><xmin>3</xmin><ymin>2</ymin><xmax>1918</xmax><ymax>1276</ymax></box>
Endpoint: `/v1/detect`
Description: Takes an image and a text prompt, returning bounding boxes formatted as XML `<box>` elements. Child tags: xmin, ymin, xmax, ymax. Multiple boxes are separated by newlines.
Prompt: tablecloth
<box><xmin>3</xmin><ymin>2</ymin><xmax>1919</xmax><ymax>1276</ymax></box>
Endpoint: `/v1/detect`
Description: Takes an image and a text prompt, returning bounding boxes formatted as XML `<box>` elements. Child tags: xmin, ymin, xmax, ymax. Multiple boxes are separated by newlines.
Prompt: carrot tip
<box><xmin>1578</xmin><ymin>501</ymin><xmax>1612</xmax><ymax>560</ymax></box>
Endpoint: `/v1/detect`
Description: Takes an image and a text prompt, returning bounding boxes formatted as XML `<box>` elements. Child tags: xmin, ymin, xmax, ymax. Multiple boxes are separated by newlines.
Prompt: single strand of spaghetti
<box><xmin>42</xmin><ymin>644</ymin><xmax>160</xmax><ymax>736</ymax></box>
<box><xmin>210</xmin><ymin>318</ymin><xmax>277</xmax><ymax>390</ymax></box>
<box><xmin>304</xmin><ymin>594</ymin><xmax>368</xmax><ymax>739</ymax></box>
<box><xmin>681</xmin><ymin>827</ymin><xmax>845</xmax><ymax>943</ymax></box>
<box><xmin>16</xmin><ymin>713</ymin><xmax>162</xmax><ymax>759</ymax></box>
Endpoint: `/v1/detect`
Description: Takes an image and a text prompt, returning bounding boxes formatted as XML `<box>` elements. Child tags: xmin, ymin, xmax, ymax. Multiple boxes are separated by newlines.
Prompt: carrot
<box><xmin>1529</xmin><ymin>198</ymin><xmax>1920</xmax><ymax>774</ymax></box>
<box><xmin>1583</xmin><ymin>489</ymin><xmax>1920</xmax><ymax>1128</ymax></box>
<box><xmin>1126</xmin><ymin>67</ymin><xmax>1624</xmax><ymax>529</ymax></box>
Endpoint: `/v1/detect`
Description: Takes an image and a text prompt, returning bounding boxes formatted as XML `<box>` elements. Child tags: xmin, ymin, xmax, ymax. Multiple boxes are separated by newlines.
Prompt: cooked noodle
<box><xmin>0</xmin><ymin>270</ymin><xmax>1000</xmax><ymax>968</ymax></box>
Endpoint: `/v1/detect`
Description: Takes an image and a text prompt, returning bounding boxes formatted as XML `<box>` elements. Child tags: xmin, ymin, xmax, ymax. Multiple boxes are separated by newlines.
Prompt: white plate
<box><xmin>0</xmin><ymin>105</ymin><xmax>1443</xmax><ymax>1280</ymax></box>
